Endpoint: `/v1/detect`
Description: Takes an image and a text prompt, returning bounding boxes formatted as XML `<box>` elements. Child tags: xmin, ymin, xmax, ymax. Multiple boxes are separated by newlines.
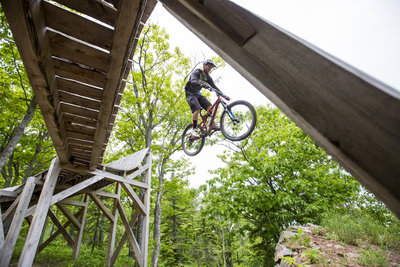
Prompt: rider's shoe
<box><xmin>189</xmin><ymin>128</ymin><xmax>200</xmax><ymax>140</ymax></box>
<box><xmin>212</xmin><ymin>122</ymin><xmax>221</xmax><ymax>131</ymax></box>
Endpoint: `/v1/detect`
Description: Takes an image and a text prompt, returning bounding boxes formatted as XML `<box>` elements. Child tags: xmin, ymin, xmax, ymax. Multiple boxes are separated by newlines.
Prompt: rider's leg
<box><xmin>192</xmin><ymin>108</ymin><xmax>200</xmax><ymax>128</ymax></box>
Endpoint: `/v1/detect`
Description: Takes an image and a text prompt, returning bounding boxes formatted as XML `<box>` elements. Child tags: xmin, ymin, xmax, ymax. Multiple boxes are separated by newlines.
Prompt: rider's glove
<box><xmin>203</xmin><ymin>82</ymin><xmax>211</xmax><ymax>89</ymax></box>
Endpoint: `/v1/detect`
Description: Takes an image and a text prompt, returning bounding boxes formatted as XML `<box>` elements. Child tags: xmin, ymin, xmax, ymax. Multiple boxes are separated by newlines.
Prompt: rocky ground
<box><xmin>275</xmin><ymin>223</ymin><xmax>400</xmax><ymax>266</ymax></box>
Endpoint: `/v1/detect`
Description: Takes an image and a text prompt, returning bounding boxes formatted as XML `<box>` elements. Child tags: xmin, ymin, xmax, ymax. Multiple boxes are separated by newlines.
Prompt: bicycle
<box><xmin>182</xmin><ymin>87</ymin><xmax>257</xmax><ymax>156</ymax></box>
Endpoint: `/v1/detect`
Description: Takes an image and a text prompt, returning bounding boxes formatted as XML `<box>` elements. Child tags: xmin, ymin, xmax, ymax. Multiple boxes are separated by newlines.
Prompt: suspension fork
<box><xmin>221</xmin><ymin>101</ymin><xmax>238</xmax><ymax>123</ymax></box>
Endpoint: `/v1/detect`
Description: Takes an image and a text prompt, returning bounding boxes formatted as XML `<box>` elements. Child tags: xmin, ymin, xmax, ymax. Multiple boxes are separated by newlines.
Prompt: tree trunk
<box><xmin>0</xmin><ymin>97</ymin><xmax>37</xmax><ymax>173</ymax></box>
<box><xmin>151</xmin><ymin>171</ymin><xmax>164</xmax><ymax>266</ymax></box>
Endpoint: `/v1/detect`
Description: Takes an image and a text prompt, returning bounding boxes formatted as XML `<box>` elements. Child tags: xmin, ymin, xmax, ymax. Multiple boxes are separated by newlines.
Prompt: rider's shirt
<box><xmin>185</xmin><ymin>69</ymin><xmax>219</xmax><ymax>96</ymax></box>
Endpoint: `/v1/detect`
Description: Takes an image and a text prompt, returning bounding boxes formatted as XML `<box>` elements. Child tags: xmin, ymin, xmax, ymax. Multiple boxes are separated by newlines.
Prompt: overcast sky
<box><xmin>148</xmin><ymin>0</ymin><xmax>400</xmax><ymax>188</ymax></box>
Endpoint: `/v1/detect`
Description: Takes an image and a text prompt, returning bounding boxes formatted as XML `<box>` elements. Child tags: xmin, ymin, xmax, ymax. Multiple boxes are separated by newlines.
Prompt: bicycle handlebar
<box><xmin>210</xmin><ymin>87</ymin><xmax>230</xmax><ymax>101</ymax></box>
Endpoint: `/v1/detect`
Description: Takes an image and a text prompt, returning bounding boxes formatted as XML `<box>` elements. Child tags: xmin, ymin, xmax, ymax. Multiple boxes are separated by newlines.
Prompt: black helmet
<box><xmin>203</xmin><ymin>59</ymin><xmax>216</xmax><ymax>67</ymax></box>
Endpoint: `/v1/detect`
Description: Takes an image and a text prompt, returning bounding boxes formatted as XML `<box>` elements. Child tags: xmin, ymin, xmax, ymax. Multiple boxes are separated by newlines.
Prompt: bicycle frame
<box><xmin>199</xmin><ymin>95</ymin><xmax>224</xmax><ymax>135</ymax></box>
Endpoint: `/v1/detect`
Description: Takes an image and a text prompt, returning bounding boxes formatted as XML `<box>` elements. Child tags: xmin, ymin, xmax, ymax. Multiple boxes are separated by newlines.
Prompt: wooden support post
<box><xmin>106</xmin><ymin>183</ymin><xmax>121</xmax><ymax>267</ymax></box>
<box><xmin>18</xmin><ymin>157</ymin><xmax>60</xmax><ymax>267</ymax></box>
<box><xmin>0</xmin><ymin>206</ymin><xmax>4</xmax><ymax>249</ymax></box>
<box><xmin>72</xmin><ymin>194</ymin><xmax>89</xmax><ymax>260</ymax></box>
<box><xmin>141</xmin><ymin>152</ymin><xmax>152</xmax><ymax>267</ymax></box>
<box><xmin>0</xmin><ymin>176</ymin><xmax>36</xmax><ymax>267</ymax></box>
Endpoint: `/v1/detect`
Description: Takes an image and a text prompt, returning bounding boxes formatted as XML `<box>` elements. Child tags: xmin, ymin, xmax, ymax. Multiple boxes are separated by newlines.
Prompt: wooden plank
<box><xmin>19</xmin><ymin>158</ymin><xmax>61</xmax><ymax>267</ymax></box>
<box><xmin>43</xmin><ymin>1</ymin><xmax>114</xmax><ymax>51</ymax></box>
<box><xmin>56</xmin><ymin>77</ymin><xmax>103</xmax><ymax>101</ymax></box>
<box><xmin>106</xmin><ymin>184</ymin><xmax>120</xmax><ymax>266</ymax></box>
<box><xmin>126</xmin><ymin>164</ymin><xmax>151</xmax><ymax>180</ymax></box>
<box><xmin>63</xmin><ymin>113</ymin><xmax>98</xmax><ymax>128</ymax></box>
<box><xmin>0</xmin><ymin>177</ymin><xmax>36</xmax><ymax>267</ymax></box>
<box><xmin>89</xmin><ymin>0</ymin><xmax>143</xmax><ymax>169</ymax></box>
<box><xmin>92</xmin><ymin>190</ymin><xmax>118</xmax><ymax>199</ymax></box>
<box><xmin>25</xmin><ymin>175</ymin><xmax>104</xmax><ymax>217</ymax></box>
<box><xmin>141</xmin><ymin>153</ymin><xmax>152</xmax><ymax>267</ymax></box>
<box><xmin>48</xmin><ymin>209</ymin><xmax>74</xmax><ymax>247</ymax></box>
<box><xmin>0</xmin><ymin>207</ymin><xmax>4</xmax><ymax>249</ymax></box>
<box><xmin>60</xmin><ymin>103</ymin><xmax>99</xmax><ymax>119</ymax></box>
<box><xmin>59</xmin><ymin>199</ymin><xmax>86</xmax><ymax>207</ymax></box>
<box><xmin>53</xmin><ymin>58</ymin><xmax>106</xmax><ymax>88</ymax></box>
<box><xmin>121</xmin><ymin>183</ymin><xmax>146</xmax><ymax>215</ymax></box>
<box><xmin>48</xmin><ymin>30</ymin><xmax>110</xmax><ymax>73</ymax></box>
<box><xmin>3</xmin><ymin>194</ymin><xmax>22</xmax><ymax>222</ymax></box>
<box><xmin>56</xmin><ymin>203</ymin><xmax>82</xmax><ymax>229</ymax></box>
<box><xmin>38</xmin><ymin>209</ymin><xmax>83</xmax><ymax>253</ymax></box>
<box><xmin>89</xmin><ymin>169</ymin><xmax>149</xmax><ymax>189</ymax></box>
<box><xmin>65</xmin><ymin>125</ymin><xmax>96</xmax><ymax>139</ymax></box>
<box><xmin>72</xmin><ymin>195</ymin><xmax>89</xmax><ymax>259</ymax></box>
<box><xmin>111</xmin><ymin>210</ymin><xmax>140</xmax><ymax>266</ymax></box>
<box><xmin>0</xmin><ymin>190</ymin><xmax>18</xmax><ymax>198</ymax></box>
<box><xmin>66</xmin><ymin>130</ymin><xmax>95</xmax><ymax>142</ymax></box>
<box><xmin>116</xmin><ymin>200</ymin><xmax>142</xmax><ymax>264</ymax></box>
<box><xmin>1</xmin><ymin>0</ymin><xmax>70</xmax><ymax>165</ymax></box>
<box><xmin>53</xmin><ymin>0</ymin><xmax>117</xmax><ymax>27</ymax></box>
<box><xmin>59</xmin><ymin>91</ymin><xmax>101</xmax><ymax>110</ymax></box>
<box><xmin>88</xmin><ymin>193</ymin><xmax>115</xmax><ymax>222</ymax></box>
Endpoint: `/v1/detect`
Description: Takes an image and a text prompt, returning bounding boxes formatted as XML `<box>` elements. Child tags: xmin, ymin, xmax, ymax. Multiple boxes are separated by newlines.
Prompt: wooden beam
<box><xmin>72</xmin><ymin>194</ymin><xmax>89</xmax><ymax>260</ymax></box>
<box><xmin>59</xmin><ymin>199</ymin><xmax>87</xmax><ymax>207</ymax></box>
<box><xmin>0</xmin><ymin>207</ymin><xmax>4</xmax><ymax>249</ymax></box>
<box><xmin>140</xmin><ymin>153</ymin><xmax>152</xmax><ymax>267</ymax></box>
<box><xmin>106</xmin><ymin>184</ymin><xmax>121</xmax><ymax>266</ymax></box>
<box><xmin>121</xmin><ymin>182</ymin><xmax>146</xmax><ymax>215</ymax></box>
<box><xmin>92</xmin><ymin>190</ymin><xmax>118</xmax><ymax>199</ymax></box>
<box><xmin>48</xmin><ymin>209</ymin><xmax>74</xmax><ymax>248</ymax></box>
<box><xmin>56</xmin><ymin>203</ymin><xmax>82</xmax><ymax>230</ymax></box>
<box><xmin>111</xmin><ymin>210</ymin><xmax>140</xmax><ymax>266</ymax></box>
<box><xmin>116</xmin><ymin>200</ymin><xmax>142</xmax><ymax>265</ymax></box>
<box><xmin>38</xmin><ymin>209</ymin><xmax>83</xmax><ymax>253</ymax></box>
<box><xmin>89</xmin><ymin>193</ymin><xmax>115</xmax><ymax>223</ymax></box>
<box><xmin>0</xmin><ymin>176</ymin><xmax>36</xmax><ymax>267</ymax></box>
<box><xmin>89</xmin><ymin>0</ymin><xmax>143</xmax><ymax>169</ymax></box>
<box><xmin>19</xmin><ymin>157</ymin><xmax>61</xmax><ymax>267</ymax></box>
<box><xmin>89</xmin><ymin>168</ymin><xmax>149</xmax><ymax>189</ymax></box>
<box><xmin>25</xmin><ymin>175</ymin><xmax>104</xmax><ymax>217</ymax></box>
<box><xmin>3</xmin><ymin>194</ymin><xmax>22</xmax><ymax>222</ymax></box>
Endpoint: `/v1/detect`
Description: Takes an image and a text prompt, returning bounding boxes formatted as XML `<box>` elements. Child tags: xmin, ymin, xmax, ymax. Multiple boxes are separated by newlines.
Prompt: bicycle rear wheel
<box><xmin>182</xmin><ymin>124</ymin><xmax>205</xmax><ymax>156</ymax></box>
<box><xmin>220</xmin><ymin>100</ymin><xmax>257</xmax><ymax>141</ymax></box>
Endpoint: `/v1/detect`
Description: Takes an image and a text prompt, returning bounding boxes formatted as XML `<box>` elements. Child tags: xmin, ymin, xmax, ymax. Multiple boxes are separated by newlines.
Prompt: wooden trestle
<box><xmin>0</xmin><ymin>148</ymin><xmax>151</xmax><ymax>266</ymax></box>
<box><xmin>1</xmin><ymin>0</ymin><xmax>157</xmax><ymax>265</ymax></box>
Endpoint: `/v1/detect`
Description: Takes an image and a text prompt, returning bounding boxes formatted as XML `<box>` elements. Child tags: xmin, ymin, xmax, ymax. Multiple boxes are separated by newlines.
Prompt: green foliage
<box><xmin>357</xmin><ymin>249</ymin><xmax>389</xmax><ymax>267</ymax></box>
<box><xmin>300</xmin><ymin>246</ymin><xmax>322</xmax><ymax>264</ymax></box>
<box><xmin>281</xmin><ymin>256</ymin><xmax>304</xmax><ymax>266</ymax></box>
<box><xmin>321</xmin><ymin>211</ymin><xmax>400</xmax><ymax>248</ymax></box>
<box><xmin>289</xmin><ymin>228</ymin><xmax>311</xmax><ymax>248</ymax></box>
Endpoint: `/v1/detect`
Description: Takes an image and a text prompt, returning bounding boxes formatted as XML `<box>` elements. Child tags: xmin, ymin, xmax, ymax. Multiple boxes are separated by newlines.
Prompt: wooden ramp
<box><xmin>1</xmin><ymin>0</ymin><xmax>156</xmax><ymax>170</ymax></box>
<box><xmin>0</xmin><ymin>0</ymin><xmax>157</xmax><ymax>265</ymax></box>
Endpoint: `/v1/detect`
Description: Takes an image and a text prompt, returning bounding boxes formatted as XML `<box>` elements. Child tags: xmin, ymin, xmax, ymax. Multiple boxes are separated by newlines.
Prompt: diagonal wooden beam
<box><xmin>3</xmin><ymin>193</ymin><xmax>22</xmax><ymax>223</ymax></box>
<box><xmin>25</xmin><ymin>175</ymin><xmax>104</xmax><ymax>217</ymax></box>
<box><xmin>140</xmin><ymin>152</ymin><xmax>152</xmax><ymax>267</ymax></box>
<box><xmin>56</xmin><ymin>203</ymin><xmax>81</xmax><ymax>230</ymax></box>
<box><xmin>120</xmin><ymin>183</ymin><xmax>146</xmax><ymax>215</ymax></box>
<box><xmin>89</xmin><ymin>169</ymin><xmax>149</xmax><ymax>189</ymax></box>
<box><xmin>116</xmin><ymin>200</ymin><xmax>141</xmax><ymax>265</ymax></box>
<box><xmin>111</xmin><ymin>210</ymin><xmax>140</xmax><ymax>266</ymax></box>
<box><xmin>19</xmin><ymin>157</ymin><xmax>61</xmax><ymax>266</ymax></box>
<box><xmin>89</xmin><ymin>193</ymin><xmax>115</xmax><ymax>223</ymax></box>
<box><xmin>0</xmin><ymin>176</ymin><xmax>36</xmax><ymax>267</ymax></box>
<box><xmin>89</xmin><ymin>0</ymin><xmax>144</xmax><ymax>169</ymax></box>
<box><xmin>38</xmin><ymin>208</ymin><xmax>83</xmax><ymax>253</ymax></box>
<box><xmin>48</xmin><ymin>209</ymin><xmax>74</xmax><ymax>248</ymax></box>
<box><xmin>0</xmin><ymin>206</ymin><xmax>4</xmax><ymax>249</ymax></box>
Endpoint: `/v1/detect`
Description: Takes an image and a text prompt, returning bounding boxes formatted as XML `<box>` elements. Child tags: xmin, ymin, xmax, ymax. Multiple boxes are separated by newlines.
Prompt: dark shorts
<box><xmin>186</xmin><ymin>95</ymin><xmax>211</xmax><ymax>113</ymax></box>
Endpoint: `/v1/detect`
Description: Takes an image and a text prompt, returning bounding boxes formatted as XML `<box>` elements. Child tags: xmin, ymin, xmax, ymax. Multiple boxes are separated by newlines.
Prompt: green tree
<box><xmin>203</xmin><ymin>105</ymin><xmax>361</xmax><ymax>264</ymax></box>
<box><xmin>105</xmin><ymin>24</ymin><xmax>192</xmax><ymax>266</ymax></box>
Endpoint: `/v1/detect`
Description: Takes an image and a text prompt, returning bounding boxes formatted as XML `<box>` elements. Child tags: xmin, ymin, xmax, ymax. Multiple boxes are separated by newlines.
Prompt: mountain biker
<box><xmin>185</xmin><ymin>59</ymin><xmax>221</xmax><ymax>139</ymax></box>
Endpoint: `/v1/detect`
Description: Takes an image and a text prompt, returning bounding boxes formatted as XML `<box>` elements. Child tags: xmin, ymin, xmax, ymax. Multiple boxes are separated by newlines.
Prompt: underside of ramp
<box><xmin>159</xmin><ymin>0</ymin><xmax>400</xmax><ymax>217</ymax></box>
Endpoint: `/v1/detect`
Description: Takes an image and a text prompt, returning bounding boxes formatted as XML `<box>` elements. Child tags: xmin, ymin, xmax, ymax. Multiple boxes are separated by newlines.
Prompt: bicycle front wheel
<box><xmin>220</xmin><ymin>100</ymin><xmax>257</xmax><ymax>141</ymax></box>
<box><xmin>182</xmin><ymin>124</ymin><xmax>205</xmax><ymax>156</ymax></box>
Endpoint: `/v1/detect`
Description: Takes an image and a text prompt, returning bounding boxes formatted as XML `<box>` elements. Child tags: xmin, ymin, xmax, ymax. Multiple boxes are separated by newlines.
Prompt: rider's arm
<box><xmin>188</xmin><ymin>69</ymin><xmax>204</xmax><ymax>87</ymax></box>
<box><xmin>206</xmin><ymin>74</ymin><xmax>220</xmax><ymax>91</ymax></box>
